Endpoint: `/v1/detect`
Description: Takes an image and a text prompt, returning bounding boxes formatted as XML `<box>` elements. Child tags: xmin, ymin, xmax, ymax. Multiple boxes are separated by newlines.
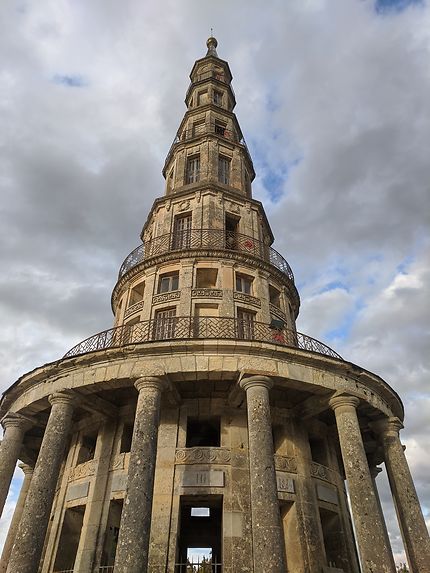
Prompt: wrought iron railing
<box><xmin>175</xmin><ymin>560</ymin><xmax>222</xmax><ymax>572</ymax></box>
<box><xmin>63</xmin><ymin>316</ymin><xmax>341</xmax><ymax>359</ymax></box>
<box><xmin>118</xmin><ymin>229</ymin><xmax>294</xmax><ymax>282</ymax></box>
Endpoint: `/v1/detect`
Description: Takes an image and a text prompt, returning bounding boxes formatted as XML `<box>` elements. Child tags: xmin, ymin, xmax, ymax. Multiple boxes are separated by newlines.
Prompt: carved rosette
<box><xmin>274</xmin><ymin>455</ymin><xmax>298</xmax><ymax>473</ymax></box>
<box><xmin>68</xmin><ymin>459</ymin><xmax>96</xmax><ymax>482</ymax></box>
<box><xmin>310</xmin><ymin>461</ymin><xmax>332</xmax><ymax>482</ymax></box>
<box><xmin>175</xmin><ymin>447</ymin><xmax>232</xmax><ymax>465</ymax></box>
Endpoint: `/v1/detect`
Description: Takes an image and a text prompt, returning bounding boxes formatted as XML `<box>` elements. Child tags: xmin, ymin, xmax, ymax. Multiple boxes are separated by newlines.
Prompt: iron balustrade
<box><xmin>175</xmin><ymin>560</ymin><xmax>222</xmax><ymax>572</ymax></box>
<box><xmin>118</xmin><ymin>229</ymin><xmax>295</xmax><ymax>282</ymax></box>
<box><xmin>63</xmin><ymin>316</ymin><xmax>341</xmax><ymax>360</ymax></box>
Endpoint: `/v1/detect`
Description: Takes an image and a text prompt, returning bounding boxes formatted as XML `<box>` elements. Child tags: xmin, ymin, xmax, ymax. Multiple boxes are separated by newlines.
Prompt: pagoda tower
<box><xmin>0</xmin><ymin>38</ymin><xmax>429</xmax><ymax>573</ymax></box>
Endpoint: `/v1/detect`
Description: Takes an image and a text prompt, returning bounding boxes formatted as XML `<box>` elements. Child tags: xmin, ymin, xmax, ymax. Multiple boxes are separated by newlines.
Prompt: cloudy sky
<box><xmin>0</xmin><ymin>0</ymin><xmax>429</xmax><ymax>565</ymax></box>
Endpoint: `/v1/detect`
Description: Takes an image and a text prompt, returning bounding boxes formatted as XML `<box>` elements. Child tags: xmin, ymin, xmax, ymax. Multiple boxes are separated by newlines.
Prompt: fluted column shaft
<box><xmin>329</xmin><ymin>394</ymin><xmax>395</xmax><ymax>573</ymax></box>
<box><xmin>240</xmin><ymin>376</ymin><xmax>286</xmax><ymax>573</ymax></box>
<box><xmin>0</xmin><ymin>415</ymin><xmax>30</xmax><ymax>518</ymax></box>
<box><xmin>376</xmin><ymin>417</ymin><xmax>430</xmax><ymax>573</ymax></box>
<box><xmin>0</xmin><ymin>464</ymin><xmax>33</xmax><ymax>573</ymax></box>
<box><xmin>114</xmin><ymin>377</ymin><xmax>165</xmax><ymax>573</ymax></box>
<box><xmin>6</xmin><ymin>391</ymin><xmax>76</xmax><ymax>573</ymax></box>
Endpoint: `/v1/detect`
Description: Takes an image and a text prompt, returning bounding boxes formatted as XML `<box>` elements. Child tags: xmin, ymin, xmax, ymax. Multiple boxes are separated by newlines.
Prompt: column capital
<box><xmin>371</xmin><ymin>417</ymin><xmax>404</xmax><ymax>439</ymax></box>
<box><xmin>17</xmin><ymin>463</ymin><xmax>34</xmax><ymax>476</ymax></box>
<box><xmin>134</xmin><ymin>376</ymin><xmax>166</xmax><ymax>393</ymax></box>
<box><xmin>239</xmin><ymin>375</ymin><xmax>274</xmax><ymax>392</ymax></box>
<box><xmin>329</xmin><ymin>393</ymin><xmax>360</xmax><ymax>412</ymax></box>
<box><xmin>48</xmin><ymin>390</ymin><xmax>77</xmax><ymax>407</ymax></box>
<box><xmin>1</xmin><ymin>413</ymin><xmax>32</xmax><ymax>432</ymax></box>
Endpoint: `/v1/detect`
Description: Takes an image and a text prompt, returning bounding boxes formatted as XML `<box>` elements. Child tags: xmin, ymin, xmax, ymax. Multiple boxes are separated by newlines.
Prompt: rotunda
<box><xmin>0</xmin><ymin>38</ymin><xmax>429</xmax><ymax>573</ymax></box>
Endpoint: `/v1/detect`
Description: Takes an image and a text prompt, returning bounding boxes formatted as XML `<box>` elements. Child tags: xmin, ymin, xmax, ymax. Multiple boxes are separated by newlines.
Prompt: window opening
<box><xmin>186</xmin><ymin>416</ymin><xmax>221</xmax><ymax>447</ymax></box>
<box><xmin>193</xmin><ymin>121</ymin><xmax>205</xmax><ymax>137</ymax></box>
<box><xmin>101</xmin><ymin>499</ymin><xmax>124</xmax><ymax>568</ymax></box>
<box><xmin>158</xmin><ymin>271</ymin><xmax>179</xmax><ymax>293</ymax></box>
<box><xmin>153</xmin><ymin>307</ymin><xmax>176</xmax><ymax>340</ymax></box>
<box><xmin>269</xmin><ymin>285</ymin><xmax>281</xmax><ymax>308</ymax></box>
<box><xmin>120</xmin><ymin>423</ymin><xmax>134</xmax><ymax>453</ymax></box>
<box><xmin>196</xmin><ymin>268</ymin><xmax>218</xmax><ymax>288</ymax></box>
<box><xmin>173</xmin><ymin>213</ymin><xmax>192</xmax><ymax>250</ymax></box>
<box><xmin>225</xmin><ymin>214</ymin><xmax>239</xmax><ymax>250</ymax></box>
<box><xmin>218</xmin><ymin>156</ymin><xmax>230</xmax><ymax>185</ymax></box>
<box><xmin>197</xmin><ymin>90</ymin><xmax>207</xmax><ymax>106</ymax></box>
<box><xmin>128</xmin><ymin>282</ymin><xmax>145</xmax><ymax>307</ymax></box>
<box><xmin>176</xmin><ymin>496</ymin><xmax>223</xmax><ymax>572</ymax></box>
<box><xmin>235</xmin><ymin>273</ymin><xmax>253</xmax><ymax>295</ymax></box>
<box><xmin>213</xmin><ymin>90</ymin><xmax>223</xmax><ymax>106</ymax></box>
<box><xmin>237</xmin><ymin>309</ymin><xmax>255</xmax><ymax>340</ymax></box>
<box><xmin>309</xmin><ymin>437</ymin><xmax>328</xmax><ymax>466</ymax></box>
<box><xmin>319</xmin><ymin>508</ymin><xmax>345</xmax><ymax>569</ymax></box>
<box><xmin>53</xmin><ymin>505</ymin><xmax>85</xmax><ymax>572</ymax></box>
<box><xmin>186</xmin><ymin>156</ymin><xmax>200</xmax><ymax>184</ymax></box>
<box><xmin>214</xmin><ymin>121</ymin><xmax>226</xmax><ymax>136</ymax></box>
<box><xmin>76</xmin><ymin>429</ymin><xmax>98</xmax><ymax>465</ymax></box>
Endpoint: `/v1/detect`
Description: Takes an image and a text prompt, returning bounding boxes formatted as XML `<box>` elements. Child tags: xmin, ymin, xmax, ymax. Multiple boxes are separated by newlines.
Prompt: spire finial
<box><xmin>206</xmin><ymin>35</ymin><xmax>218</xmax><ymax>57</ymax></box>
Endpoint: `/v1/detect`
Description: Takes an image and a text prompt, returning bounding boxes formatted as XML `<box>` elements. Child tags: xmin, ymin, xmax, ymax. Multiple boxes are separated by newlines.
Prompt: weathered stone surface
<box><xmin>6</xmin><ymin>391</ymin><xmax>75</xmax><ymax>573</ymax></box>
<box><xmin>240</xmin><ymin>376</ymin><xmax>287</xmax><ymax>573</ymax></box>
<box><xmin>114</xmin><ymin>376</ymin><xmax>165</xmax><ymax>573</ymax></box>
<box><xmin>329</xmin><ymin>394</ymin><xmax>396</xmax><ymax>573</ymax></box>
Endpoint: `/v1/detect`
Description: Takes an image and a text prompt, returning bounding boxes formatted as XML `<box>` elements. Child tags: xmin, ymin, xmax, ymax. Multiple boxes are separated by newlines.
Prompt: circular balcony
<box><xmin>118</xmin><ymin>229</ymin><xmax>295</xmax><ymax>282</ymax></box>
<box><xmin>63</xmin><ymin>316</ymin><xmax>341</xmax><ymax>360</ymax></box>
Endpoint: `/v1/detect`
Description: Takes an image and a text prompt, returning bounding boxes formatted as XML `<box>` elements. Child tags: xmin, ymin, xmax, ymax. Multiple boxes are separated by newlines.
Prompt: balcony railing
<box><xmin>175</xmin><ymin>561</ymin><xmax>222</xmax><ymax>572</ymax></box>
<box><xmin>118</xmin><ymin>229</ymin><xmax>295</xmax><ymax>282</ymax></box>
<box><xmin>63</xmin><ymin>316</ymin><xmax>341</xmax><ymax>360</ymax></box>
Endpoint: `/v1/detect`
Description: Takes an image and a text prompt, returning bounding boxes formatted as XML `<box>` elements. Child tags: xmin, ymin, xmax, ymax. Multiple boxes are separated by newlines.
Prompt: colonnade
<box><xmin>0</xmin><ymin>380</ymin><xmax>429</xmax><ymax>573</ymax></box>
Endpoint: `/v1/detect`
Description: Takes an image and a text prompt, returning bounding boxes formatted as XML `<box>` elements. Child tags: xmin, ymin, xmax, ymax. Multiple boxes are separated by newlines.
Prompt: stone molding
<box><xmin>152</xmin><ymin>291</ymin><xmax>181</xmax><ymax>305</ymax></box>
<box><xmin>329</xmin><ymin>393</ymin><xmax>360</xmax><ymax>412</ymax></box>
<box><xmin>240</xmin><ymin>375</ymin><xmax>273</xmax><ymax>392</ymax></box>
<box><xmin>274</xmin><ymin>454</ymin><xmax>298</xmax><ymax>473</ymax></box>
<box><xmin>371</xmin><ymin>416</ymin><xmax>404</xmax><ymax>439</ymax></box>
<box><xmin>233</xmin><ymin>291</ymin><xmax>261</xmax><ymax>307</ymax></box>
<box><xmin>48</xmin><ymin>390</ymin><xmax>77</xmax><ymax>407</ymax></box>
<box><xmin>68</xmin><ymin>459</ymin><xmax>96</xmax><ymax>482</ymax></box>
<box><xmin>0</xmin><ymin>412</ymin><xmax>32</xmax><ymax>431</ymax></box>
<box><xmin>175</xmin><ymin>447</ymin><xmax>232</xmax><ymax>465</ymax></box>
<box><xmin>134</xmin><ymin>376</ymin><xmax>167</xmax><ymax>393</ymax></box>
<box><xmin>191</xmin><ymin>288</ymin><xmax>223</xmax><ymax>298</ymax></box>
<box><xmin>124</xmin><ymin>301</ymin><xmax>144</xmax><ymax>319</ymax></box>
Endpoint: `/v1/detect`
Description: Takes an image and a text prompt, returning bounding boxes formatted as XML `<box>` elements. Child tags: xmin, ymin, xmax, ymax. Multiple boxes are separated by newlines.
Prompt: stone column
<box><xmin>240</xmin><ymin>376</ymin><xmax>286</xmax><ymax>573</ymax></box>
<box><xmin>329</xmin><ymin>394</ymin><xmax>395</xmax><ymax>573</ymax></box>
<box><xmin>6</xmin><ymin>391</ymin><xmax>76</xmax><ymax>573</ymax></box>
<box><xmin>369</xmin><ymin>464</ymin><xmax>394</xmax><ymax>568</ymax></box>
<box><xmin>0</xmin><ymin>414</ymin><xmax>31</xmax><ymax>518</ymax></box>
<box><xmin>376</xmin><ymin>417</ymin><xmax>430</xmax><ymax>573</ymax></box>
<box><xmin>0</xmin><ymin>464</ymin><xmax>33</xmax><ymax>573</ymax></box>
<box><xmin>114</xmin><ymin>376</ymin><xmax>166</xmax><ymax>573</ymax></box>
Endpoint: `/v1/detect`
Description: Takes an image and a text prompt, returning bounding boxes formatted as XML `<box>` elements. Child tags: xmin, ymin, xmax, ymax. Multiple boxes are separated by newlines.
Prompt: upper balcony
<box><xmin>118</xmin><ymin>229</ymin><xmax>295</xmax><ymax>283</ymax></box>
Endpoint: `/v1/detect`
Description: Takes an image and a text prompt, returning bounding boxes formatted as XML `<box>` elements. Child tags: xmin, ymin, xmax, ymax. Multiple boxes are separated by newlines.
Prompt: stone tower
<box><xmin>0</xmin><ymin>38</ymin><xmax>429</xmax><ymax>573</ymax></box>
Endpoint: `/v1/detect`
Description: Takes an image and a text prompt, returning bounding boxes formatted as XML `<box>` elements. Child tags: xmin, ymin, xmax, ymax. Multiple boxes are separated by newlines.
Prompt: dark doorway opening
<box><xmin>53</xmin><ymin>504</ymin><xmax>85</xmax><ymax>572</ymax></box>
<box><xmin>176</xmin><ymin>496</ymin><xmax>222</xmax><ymax>572</ymax></box>
<box><xmin>101</xmin><ymin>498</ymin><xmax>124</xmax><ymax>568</ymax></box>
<box><xmin>186</xmin><ymin>416</ymin><xmax>221</xmax><ymax>448</ymax></box>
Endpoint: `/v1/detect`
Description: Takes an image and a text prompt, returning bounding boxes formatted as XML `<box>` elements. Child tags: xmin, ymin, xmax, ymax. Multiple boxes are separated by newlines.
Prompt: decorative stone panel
<box><xmin>68</xmin><ymin>459</ymin><xmax>96</xmax><ymax>482</ymax></box>
<box><xmin>182</xmin><ymin>469</ymin><xmax>225</xmax><ymax>487</ymax></box>
<box><xmin>66</xmin><ymin>481</ymin><xmax>90</xmax><ymax>501</ymax></box>
<box><xmin>317</xmin><ymin>483</ymin><xmax>338</xmax><ymax>505</ymax></box>
<box><xmin>274</xmin><ymin>455</ymin><xmax>298</xmax><ymax>473</ymax></box>
<box><xmin>110</xmin><ymin>452</ymin><xmax>127</xmax><ymax>471</ymax></box>
<box><xmin>175</xmin><ymin>447</ymin><xmax>231</xmax><ymax>465</ymax></box>
<box><xmin>152</xmin><ymin>291</ymin><xmax>181</xmax><ymax>305</ymax></box>
<box><xmin>276</xmin><ymin>472</ymin><xmax>295</xmax><ymax>493</ymax></box>
<box><xmin>124</xmin><ymin>301</ymin><xmax>144</xmax><ymax>319</ymax></box>
<box><xmin>310</xmin><ymin>461</ymin><xmax>336</xmax><ymax>484</ymax></box>
<box><xmin>269</xmin><ymin>303</ymin><xmax>286</xmax><ymax>320</ymax></box>
<box><xmin>233</xmin><ymin>291</ymin><xmax>261</xmax><ymax>308</ymax></box>
<box><xmin>191</xmin><ymin>288</ymin><xmax>223</xmax><ymax>298</ymax></box>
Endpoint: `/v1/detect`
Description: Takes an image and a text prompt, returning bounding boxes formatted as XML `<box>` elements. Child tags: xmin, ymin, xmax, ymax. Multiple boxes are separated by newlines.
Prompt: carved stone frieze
<box><xmin>191</xmin><ymin>288</ymin><xmax>223</xmax><ymax>299</ymax></box>
<box><xmin>273</xmin><ymin>455</ymin><xmax>298</xmax><ymax>473</ymax></box>
<box><xmin>233</xmin><ymin>291</ymin><xmax>261</xmax><ymax>308</ymax></box>
<box><xmin>124</xmin><ymin>301</ymin><xmax>144</xmax><ymax>319</ymax></box>
<box><xmin>152</xmin><ymin>291</ymin><xmax>181</xmax><ymax>305</ymax></box>
<box><xmin>68</xmin><ymin>459</ymin><xmax>96</xmax><ymax>482</ymax></box>
<box><xmin>110</xmin><ymin>452</ymin><xmax>126</xmax><ymax>471</ymax></box>
<box><xmin>269</xmin><ymin>303</ymin><xmax>286</xmax><ymax>320</ymax></box>
<box><xmin>310</xmin><ymin>461</ymin><xmax>333</xmax><ymax>483</ymax></box>
<box><xmin>175</xmin><ymin>447</ymin><xmax>232</xmax><ymax>465</ymax></box>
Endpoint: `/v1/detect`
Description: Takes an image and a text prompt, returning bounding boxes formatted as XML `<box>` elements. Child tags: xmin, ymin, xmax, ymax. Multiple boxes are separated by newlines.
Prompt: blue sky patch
<box><xmin>53</xmin><ymin>74</ymin><xmax>88</xmax><ymax>88</ymax></box>
<box><xmin>375</xmin><ymin>0</ymin><xmax>423</xmax><ymax>13</ymax></box>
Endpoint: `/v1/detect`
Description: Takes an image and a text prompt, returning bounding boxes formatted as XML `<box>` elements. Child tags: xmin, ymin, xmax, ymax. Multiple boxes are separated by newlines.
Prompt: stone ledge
<box><xmin>175</xmin><ymin>447</ymin><xmax>231</xmax><ymax>465</ymax></box>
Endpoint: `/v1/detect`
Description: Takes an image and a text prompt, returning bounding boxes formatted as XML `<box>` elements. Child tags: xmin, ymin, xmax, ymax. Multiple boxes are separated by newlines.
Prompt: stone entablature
<box><xmin>191</xmin><ymin>288</ymin><xmax>223</xmax><ymax>298</ymax></box>
<box><xmin>152</xmin><ymin>291</ymin><xmax>181</xmax><ymax>305</ymax></box>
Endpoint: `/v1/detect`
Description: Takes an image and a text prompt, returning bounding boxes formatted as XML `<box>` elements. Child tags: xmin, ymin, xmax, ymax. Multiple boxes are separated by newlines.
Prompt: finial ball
<box><xmin>207</xmin><ymin>36</ymin><xmax>218</xmax><ymax>49</ymax></box>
